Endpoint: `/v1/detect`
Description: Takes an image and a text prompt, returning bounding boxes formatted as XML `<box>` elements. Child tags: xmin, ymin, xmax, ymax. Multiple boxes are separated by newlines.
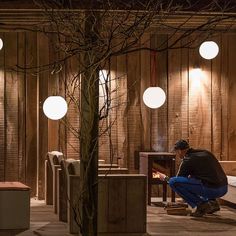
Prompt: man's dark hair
<box><xmin>174</xmin><ymin>139</ymin><xmax>190</xmax><ymax>150</ymax></box>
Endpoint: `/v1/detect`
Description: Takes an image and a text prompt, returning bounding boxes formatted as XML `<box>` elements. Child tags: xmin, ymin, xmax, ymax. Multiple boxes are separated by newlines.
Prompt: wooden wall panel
<box><xmin>5</xmin><ymin>32</ymin><xmax>18</xmax><ymax>181</ymax></box>
<box><xmin>1</xmin><ymin>30</ymin><xmax>236</xmax><ymax>197</ymax></box>
<box><xmin>221</xmin><ymin>34</ymin><xmax>229</xmax><ymax>161</ymax></box>
<box><xmin>0</xmin><ymin>33</ymin><xmax>5</xmax><ymax>180</ymax></box>
<box><xmin>150</xmin><ymin>35</ymin><xmax>158</xmax><ymax>151</ymax></box>
<box><xmin>127</xmin><ymin>49</ymin><xmax>142</xmax><ymax>173</ymax></box>
<box><xmin>17</xmin><ymin>32</ymin><xmax>26</xmax><ymax>183</ymax></box>
<box><xmin>58</xmin><ymin>42</ymin><xmax>67</xmax><ymax>156</ymax></box>
<box><xmin>212</xmin><ymin>35</ymin><xmax>222</xmax><ymax>159</ymax></box>
<box><xmin>116</xmin><ymin>54</ymin><xmax>128</xmax><ymax>167</ymax></box>
<box><xmin>188</xmin><ymin>47</ymin><xmax>211</xmax><ymax>150</ymax></box>
<box><xmin>168</xmin><ymin>36</ymin><xmax>182</xmax><ymax>151</ymax></box>
<box><xmin>98</xmin><ymin>68</ymin><xmax>110</xmax><ymax>163</ymax></box>
<box><xmin>198</xmin><ymin>49</ymin><xmax>212</xmax><ymax>150</ymax></box>
<box><xmin>48</xmin><ymin>35</ymin><xmax>59</xmax><ymax>152</ymax></box>
<box><xmin>110</xmin><ymin>55</ymin><xmax>118</xmax><ymax>164</ymax></box>
<box><xmin>25</xmin><ymin>31</ymin><xmax>37</xmax><ymax>196</ymax></box>
<box><xmin>38</xmin><ymin>33</ymin><xmax>49</xmax><ymax>199</ymax></box>
<box><xmin>180</xmin><ymin>39</ymin><xmax>189</xmax><ymax>142</ymax></box>
<box><xmin>65</xmin><ymin>55</ymin><xmax>80</xmax><ymax>159</ymax></box>
<box><xmin>228</xmin><ymin>34</ymin><xmax>236</xmax><ymax>161</ymax></box>
<box><xmin>156</xmin><ymin>34</ymin><xmax>168</xmax><ymax>151</ymax></box>
<box><xmin>140</xmin><ymin>34</ymin><xmax>151</xmax><ymax>151</ymax></box>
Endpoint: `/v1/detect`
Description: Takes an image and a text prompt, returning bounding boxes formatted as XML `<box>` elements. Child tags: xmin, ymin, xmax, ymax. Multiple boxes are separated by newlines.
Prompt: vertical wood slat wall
<box><xmin>0</xmin><ymin>32</ymin><xmax>236</xmax><ymax>196</ymax></box>
<box><xmin>0</xmin><ymin>32</ymin><xmax>5</xmax><ymax>180</ymax></box>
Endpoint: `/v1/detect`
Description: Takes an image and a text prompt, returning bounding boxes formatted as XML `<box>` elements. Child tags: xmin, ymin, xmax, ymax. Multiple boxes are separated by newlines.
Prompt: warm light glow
<box><xmin>99</xmin><ymin>70</ymin><xmax>108</xmax><ymax>84</ymax></box>
<box><xmin>190</xmin><ymin>68</ymin><xmax>202</xmax><ymax>80</ymax></box>
<box><xmin>143</xmin><ymin>87</ymin><xmax>166</xmax><ymax>109</ymax></box>
<box><xmin>0</xmin><ymin>38</ymin><xmax>3</xmax><ymax>50</ymax></box>
<box><xmin>199</xmin><ymin>41</ymin><xmax>219</xmax><ymax>60</ymax></box>
<box><xmin>190</xmin><ymin>68</ymin><xmax>203</xmax><ymax>88</ymax></box>
<box><xmin>43</xmin><ymin>96</ymin><xmax>68</xmax><ymax>120</ymax></box>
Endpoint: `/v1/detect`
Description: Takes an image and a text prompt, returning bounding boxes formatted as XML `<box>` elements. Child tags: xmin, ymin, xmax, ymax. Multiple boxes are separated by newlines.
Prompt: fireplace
<box><xmin>139</xmin><ymin>152</ymin><xmax>176</xmax><ymax>205</ymax></box>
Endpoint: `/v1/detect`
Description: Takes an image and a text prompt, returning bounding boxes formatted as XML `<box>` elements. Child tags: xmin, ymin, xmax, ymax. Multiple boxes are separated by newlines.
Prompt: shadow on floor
<box><xmin>0</xmin><ymin>229</ymin><xmax>26</xmax><ymax>236</ymax></box>
<box><xmin>192</xmin><ymin>215</ymin><xmax>236</xmax><ymax>226</ymax></box>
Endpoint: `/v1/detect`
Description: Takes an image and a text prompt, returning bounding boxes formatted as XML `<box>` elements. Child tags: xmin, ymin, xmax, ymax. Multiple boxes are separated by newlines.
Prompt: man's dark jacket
<box><xmin>177</xmin><ymin>148</ymin><xmax>227</xmax><ymax>188</ymax></box>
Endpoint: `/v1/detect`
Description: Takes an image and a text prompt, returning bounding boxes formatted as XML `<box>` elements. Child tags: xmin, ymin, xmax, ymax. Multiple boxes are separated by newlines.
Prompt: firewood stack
<box><xmin>164</xmin><ymin>202</ymin><xmax>191</xmax><ymax>215</ymax></box>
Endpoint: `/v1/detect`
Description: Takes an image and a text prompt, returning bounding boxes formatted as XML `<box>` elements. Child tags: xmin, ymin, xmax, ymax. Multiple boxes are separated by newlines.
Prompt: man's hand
<box><xmin>154</xmin><ymin>171</ymin><xmax>167</xmax><ymax>181</ymax></box>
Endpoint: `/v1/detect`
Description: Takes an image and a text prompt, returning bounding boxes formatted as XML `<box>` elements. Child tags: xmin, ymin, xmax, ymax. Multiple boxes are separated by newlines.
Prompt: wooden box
<box><xmin>0</xmin><ymin>182</ymin><xmax>30</xmax><ymax>229</ymax></box>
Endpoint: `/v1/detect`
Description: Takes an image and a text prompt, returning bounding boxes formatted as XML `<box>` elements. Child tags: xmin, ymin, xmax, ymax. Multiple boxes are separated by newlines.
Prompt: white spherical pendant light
<box><xmin>0</xmin><ymin>38</ymin><xmax>3</xmax><ymax>50</ymax></box>
<box><xmin>199</xmin><ymin>41</ymin><xmax>219</xmax><ymax>60</ymax></box>
<box><xmin>143</xmin><ymin>87</ymin><xmax>166</xmax><ymax>109</ymax></box>
<box><xmin>43</xmin><ymin>96</ymin><xmax>68</xmax><ymax>120</ymax></box>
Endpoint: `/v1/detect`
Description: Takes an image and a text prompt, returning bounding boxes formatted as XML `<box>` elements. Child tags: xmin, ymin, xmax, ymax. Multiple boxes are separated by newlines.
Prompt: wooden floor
<box><xmin>1</xmin><ymin>199</ymin><xmax>236</xmax><ymax>236</ymax></box>
<box><xmin>147</xmin><ymin>201</ymin><xmax>236</xmax><ymax>236</ymax></box>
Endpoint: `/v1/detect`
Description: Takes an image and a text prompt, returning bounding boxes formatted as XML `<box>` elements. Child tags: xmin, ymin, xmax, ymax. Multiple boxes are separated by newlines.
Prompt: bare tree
<box><xmin>16</xmin><ymin>0</ymin><xmax>236</xmax><ymax>235</ymax></box>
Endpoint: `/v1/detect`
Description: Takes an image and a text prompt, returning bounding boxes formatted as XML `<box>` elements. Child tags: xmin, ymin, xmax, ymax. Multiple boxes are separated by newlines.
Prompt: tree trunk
<box><xmin>79</xmin><ymin>12</ymin><xmax>99</xmax><ymax>236</ymax></box>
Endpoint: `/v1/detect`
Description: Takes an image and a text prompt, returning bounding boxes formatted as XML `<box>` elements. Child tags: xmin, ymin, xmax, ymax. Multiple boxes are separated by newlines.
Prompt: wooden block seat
<box><xmin>221</xmin><ymin>176</ymin><xmax>236</xmax><ymax>204</ymax></box>
<box><xmin>68</xmin><ymin>174</ymin><xmax>147</xmax><ymax>235</ymax></box>
<box><xmin>219</xmin><ymin>161</ymin><xmax>236</xmax><ymax>204</ymax></box>
<box><xmin>45</xmin><ymin>151</ymin><xmax>63</xmax><ymax>216</ymax></box>
<box><xmin>0</xmin><ymin>182</ymin><xmax>30</xmax><ymax>229</ymax></box>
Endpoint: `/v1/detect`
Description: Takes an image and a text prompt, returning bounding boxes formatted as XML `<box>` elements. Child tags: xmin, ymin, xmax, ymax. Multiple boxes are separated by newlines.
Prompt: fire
<box><xmin>153</xmin><ymin>172</ymin><xmax>160</xmax><ymax>179</ymax></box>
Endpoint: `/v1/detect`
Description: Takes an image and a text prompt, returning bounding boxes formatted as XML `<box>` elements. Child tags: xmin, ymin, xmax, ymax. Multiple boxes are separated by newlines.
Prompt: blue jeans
<box><xmin>169</xmin><ymin>176</ymin><xmax>228</xmax><ymax>208</ymax></box>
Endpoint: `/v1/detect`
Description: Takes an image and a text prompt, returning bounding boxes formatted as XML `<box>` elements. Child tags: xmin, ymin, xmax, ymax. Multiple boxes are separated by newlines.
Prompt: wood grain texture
<box><xmin>116</xmin><ymin>52</ymin><xmax>128</xmax><ymax>167</ymax></box>
<box><xmin>25</xmin><ymin>31</ymin><xmax>37</xmax><ymax>196</ymax></box>
<box><xmin>110</xmin><ymin>54</ymin><xmax>119</xmax><ymax>164</ymax></box>
<box><xmin>150</xmin><ymin>34</ymin><xmax>158</xmax><ymax>151</ymax></box>
<box><xmin>221</xmin><ymin>34</ymin><xmax>229</xmax><ymax>161</ymax></box>
<box><xmin>127</xmin><ymin>48</ymin><xmax>142</xmax><ymax>173</ymax></box>
<box><xmin>98</xmin><ymin>177</ymin><xmax>109</xmax><ymax>232</ymax></box>
<box><xmin>0</xmin><ymin>33</ymin><xmax>5</xmax><ymax>181</ymax></box>
<box><xmin>5</xmin><ymin>32</ymin><xmax>18</xmax><ymax>181</ymax></box>
<box><xmin>188</xmin><ymin>42</ymin><xmax>211</xmax><ymax>150</ymax></box>
<box><xmin>211</xmin><ymin>35</ymin><xmax>222</xmax><ymax>159</ymax></box>
<box><xmin>38</xmin><ymin>33</ymin><xmax>49</xmax><ymax>199</ymax></box>
<box><xmin>156</xmin><ymin>34</ymin><xmax>168</xmax><ymax>152</ymax></box>
<box><xmin>17</xmin><ymin>32</ymin><xmax>26</xmax><ymax>183</ymax></box>
<box><xmin>228</xmin><ymin>34</ymin><xmax>236</xmax><ymax>161</ymax></box>
<box><xmin>126</xmin><ymin>178</ymin><xmax>146</xmax><ymax>232</ymax></box>
<box><xmin>65</xmin><ymin>55</ymin><xmax>80</xmax><ymax>159</ymax></box>
<box><xmin>168</xmin><ymin>35</ymin><xmax>182</xmax><ymax>150</ymax></box>
<box><xmin>48</xmin><ymin>35</ymin><xmax>59</xmax><ymax>152</ymax></box>
<box><xmin>107</xmin><ymin>177</ymin><xmax>126</xmax><ymax>232</ymax></box>
<box><xmin>140</xmin><ymin>34</ymin><xmax>151</xmax><ymax>151</ymax></box>
<box><xmin>180</xmin><ymin>38</ymin><xmax>189</xmax><ymax>142</ymax></box>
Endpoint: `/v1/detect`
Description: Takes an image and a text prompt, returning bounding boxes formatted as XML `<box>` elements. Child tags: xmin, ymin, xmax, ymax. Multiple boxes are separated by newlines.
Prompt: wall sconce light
<box><xmin>199</xmin><ymin>41</ymin><xmax>219</xmax><ymax>60</ymax></box>
<box><xmin>143</xmin><ymin>87</ymin><xmax>166</xmax><ymax>109</ymax></box>
<box><xmin>0</xmin><ymin>38</ymin><xmax>3</xmax><ymax>50</ymax></box>
<box><xmin>43</xmin><ymin>96</ymin><xmax>68</xmax><ymax>120</ymax></box>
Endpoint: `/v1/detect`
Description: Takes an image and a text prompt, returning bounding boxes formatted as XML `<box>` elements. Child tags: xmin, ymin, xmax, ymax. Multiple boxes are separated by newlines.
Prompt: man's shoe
<box><xmin>206</xmin><ymin>200</ymin><xmax>220</xmax><ymax>214</ymax></box>
<box><xmin>190</xmin><ymin>202</ymin><xmax>211</xmax><ymax>217</ymax></box>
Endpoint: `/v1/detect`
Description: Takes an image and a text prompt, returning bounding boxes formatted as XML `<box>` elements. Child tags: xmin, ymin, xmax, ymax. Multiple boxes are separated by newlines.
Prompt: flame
<box><xmin>153</xmin><ymin>172</ymin><xmax>160</xmax><ymax>179</ymax></box>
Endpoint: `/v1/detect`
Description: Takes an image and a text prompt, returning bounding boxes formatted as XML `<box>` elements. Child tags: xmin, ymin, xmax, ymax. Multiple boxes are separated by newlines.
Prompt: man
<box><xmin>158</xmin><ymin>139</ymin><xmax>228</xmax><ymax>217</ymax></box>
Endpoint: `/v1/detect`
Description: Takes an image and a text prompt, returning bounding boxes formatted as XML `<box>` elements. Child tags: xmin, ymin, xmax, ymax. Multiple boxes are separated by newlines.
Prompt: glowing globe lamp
<box><xmin>199</xmin><ymin>41</ymin><xmax>219</xmax><ymax>60</ymax></box>
<box><xmin>0</xmin><ymin>38</ymin><xmax>3</xmax><ymax>50</ymax></box>
<box><xmin>43</xmin><ymin>96</ymin><xmax>68</xmax><ymax>120</ymax></box>
<box><xmin>143</xmin><ymin>87</ymin><xmax>166</xmax><ymax>109</ymax></box>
